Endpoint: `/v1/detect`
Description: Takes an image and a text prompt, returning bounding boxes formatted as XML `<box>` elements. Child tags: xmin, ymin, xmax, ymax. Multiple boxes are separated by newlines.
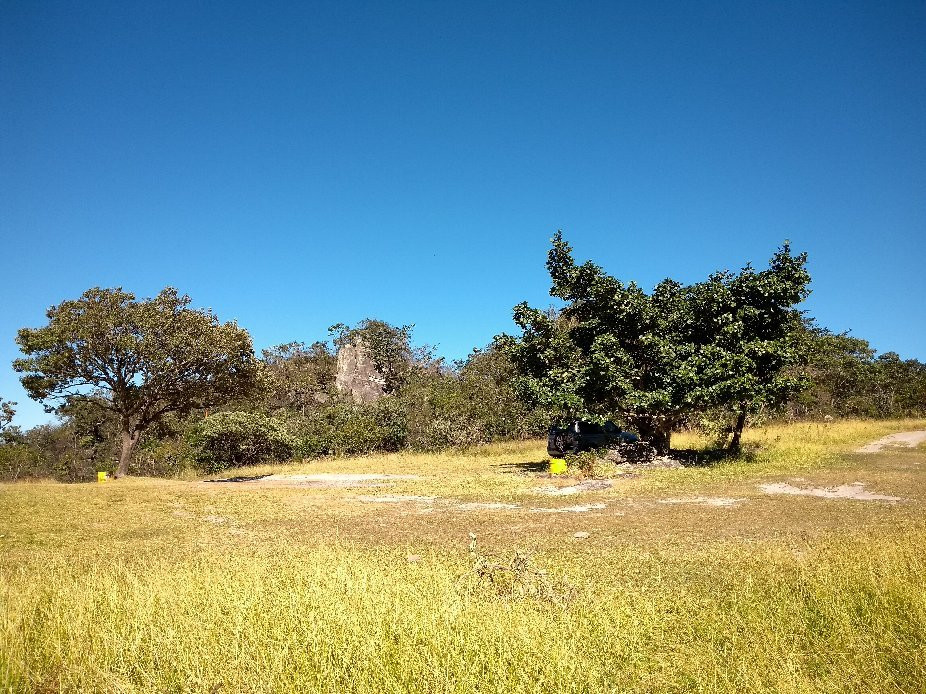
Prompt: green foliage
<box><xmin>565</xmin><ymin>449</ymin><xmax>600</xmax><ymax>477</ymax></box>
<box><xmin>0</xmin><ymin>397</ymin><xmax>18</xmax><ymax>444</ymax></box>
<box><xmin>190</xmin><ymin>411</ymin><xmax>295</xmax><ymax>473</ymax></box>
<box><xmin>135</xmin><ymin>435</ymin><xmax>197</xmax><ymax>478</ymax></box>
<box><xmin>499</xmin><ymin>232</ymin><xmax>811</xmax><ymax>451</ymax></box>
<box><xmin>457</xmin><ymin>347</ymin><xmax>549</xmax><ymax>441</ymax></box>
<box><xmin>0</xmin><ymin>423</ymin><xmax>101</xmax><ymax>482</ymax></box>
<box><xmin>14</xmin><ymin>286</ymin><xmax>260</xmax><ymax>475</ymax></box>
<box><xmin>252</xmin><ymin>342</ymin><xmax>546</xmax><ymax>458</ymax></box>
<box><xmin>788</xmin><ymin>323</ymin><xmax>926</xmax><ymax>418</ymax></box>
<box><xmin>259</xmin><ymin>341</ymin><xmax>337</xmax><ymax>414</ymax></box>
<box><xmin>0</xmin><ymin>397</ymin><xmax>14</xmax><ymax>431</ymax></box>
<box><xmin>283</xmin><ymin>400</ymin><xmax>407</xmax><ymax>458</ymax></box>
<box><xmin>0</xmin><ymin>443</ymin><xmax>40</xmax><ymax>482</ymax></box>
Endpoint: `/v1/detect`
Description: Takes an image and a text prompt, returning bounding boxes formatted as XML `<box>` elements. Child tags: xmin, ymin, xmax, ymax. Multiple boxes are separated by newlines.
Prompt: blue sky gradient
<box><xmin>2</xmin><ymin>1</ymin><xmax>924</xmax><ymax>429</ymax></box>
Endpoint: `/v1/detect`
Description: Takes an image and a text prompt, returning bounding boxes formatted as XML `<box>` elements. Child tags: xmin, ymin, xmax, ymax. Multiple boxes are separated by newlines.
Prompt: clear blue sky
<box><xmin>2</xmin><ymin>1</ymin><xmax>924</xmax><ymax>429</ymax></box>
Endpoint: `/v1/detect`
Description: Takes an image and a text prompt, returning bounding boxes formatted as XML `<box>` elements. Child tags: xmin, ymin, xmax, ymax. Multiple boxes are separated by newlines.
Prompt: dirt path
<box><xmin>855</xmin><ymin>431</ymin><xmax>926</xmax><ymax>453</ymax></box>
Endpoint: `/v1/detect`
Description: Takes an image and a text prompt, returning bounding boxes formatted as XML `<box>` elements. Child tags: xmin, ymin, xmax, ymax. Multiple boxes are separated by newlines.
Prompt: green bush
<box><xmin>190</xmin><ymin>412</ymin><xmax>295</xmax><ymax>473</ymax></box>
<box><xmin>136</xmin><ymin>436</ymin><xmax>197</xmax><ymax>477</ymax></box>
<box><xmin>285</xmin><ymin>400</ymin><xmax>407</xmax><ymax>458</ymax></box>
<box><xmin>0</xmin><ymin>443</ymin><xmax>44</xmax><ymax>482</ymax></box>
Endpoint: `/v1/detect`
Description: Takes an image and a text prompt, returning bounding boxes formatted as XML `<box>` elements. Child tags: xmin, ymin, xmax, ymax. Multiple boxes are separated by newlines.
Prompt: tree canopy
<box><xmin>14</xmin><ymin>287</ymin><xmax>259</xmax><ymax>476</ymax></box>
<box><xmin>260</xmin><ymin>341</ymin><xmax>337</xmax><ymax>414</ymax></box>
<box><xmin>499</xmin><ymin>232</ymin><xmax>810</xmax><ymax>452</ymax></box>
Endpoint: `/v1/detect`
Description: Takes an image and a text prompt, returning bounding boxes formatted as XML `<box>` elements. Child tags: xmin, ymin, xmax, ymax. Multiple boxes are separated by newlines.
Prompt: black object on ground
<box><xmin>547</xmin><ymin>421</ymin><xmax>639</xmax><ymax>458</ymax></box>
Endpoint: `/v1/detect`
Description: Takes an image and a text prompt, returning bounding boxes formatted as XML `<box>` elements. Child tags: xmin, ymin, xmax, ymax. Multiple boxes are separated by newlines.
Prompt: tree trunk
<box><xmin>115</xmin><ymin>425</ymin><xmax>141</xmax><ymax>478</ymax></box>
<box><xmin>652</xmin><ymin>422</ymin><xmax>672</xmax><ymax>455</ymax></box>
<box><xmin>635</xmin><ymin>417</ymin><xmax>673</xmax><ymax>455</ymax></box>
<box><xmin>729</xmin><ymin>403</ymin><xmax>748</xmax><ymax>453</ymax></box>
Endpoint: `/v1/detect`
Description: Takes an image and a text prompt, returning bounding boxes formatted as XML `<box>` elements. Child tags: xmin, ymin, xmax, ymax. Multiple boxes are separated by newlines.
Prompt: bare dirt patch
<box><xmin>536</xmin><ymin>479</ymin><xmax>613</xmax><ymax>496</ymax></box>
<box><xmin>206</xmin><ymin>473</ymin><xmax>421</xmax><ymax>488</ymax></box>
<box><xmin>855</xmin><ymin>431</ymin><xmax>926</xmax><ymax>453</ymax></box>
<box><xmin>759</xmin><ymin>481</ymin><xmax>905</xmax><ymax>502</ymax></box>
<box><xmin>615</xmin><ymin>456</ymin><xmax>684</xmax><ymax>470</ymax></box>
<box><xmin>659</xmin><ymin>497</ymin><xmax>745</xmax><ymax>507</ymax></box>
<box><xmin>357</xmin><ymin>494</ymin><xmax>436</xmax><ymax>503</ymax></box>
<box><xmin>529</xmin><ymin>503</ymin><xmax>608</xmax><ymax>513</ymax></box>
<box><xmin>456</xmin><ymin>502</ymin><xmax>521</xmax><ymax>511</ymax></box>
<box><xmin>353</xmin><ymin>495</ymin><xmax>611</xmax><ymax>514</ymax></box>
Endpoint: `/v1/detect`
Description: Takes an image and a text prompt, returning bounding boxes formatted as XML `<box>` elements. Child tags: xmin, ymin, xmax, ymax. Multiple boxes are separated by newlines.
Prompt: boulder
<box><xmin>335</xmin><ymin>340</ymin><xmax>386</xmax><ymax>403</ymax></box>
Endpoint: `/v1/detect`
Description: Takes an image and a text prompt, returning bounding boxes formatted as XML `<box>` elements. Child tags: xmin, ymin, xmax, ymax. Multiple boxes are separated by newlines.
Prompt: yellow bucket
<box><xmin>549</xmin><ymin>458</ymin><xmax>567</xmax><ymax>475</ymax></box>
<box><xmin>97</xmin><ymin>471</ymin><xmax>107</xmax><ymax>483</ymax></box>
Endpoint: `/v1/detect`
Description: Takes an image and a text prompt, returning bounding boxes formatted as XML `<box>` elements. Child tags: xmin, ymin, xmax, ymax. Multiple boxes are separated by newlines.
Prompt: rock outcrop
<box><xmin>334</xmin><ymin>340</ymin><xmax>386</xmax><ymax>403</ymax></box>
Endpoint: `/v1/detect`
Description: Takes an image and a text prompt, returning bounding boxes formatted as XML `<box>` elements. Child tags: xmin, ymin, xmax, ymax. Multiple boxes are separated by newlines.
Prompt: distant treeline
<box><xmin>1</xmin><ymin>317</ymin><xmax>923</xmax><ymax>482</ymax></box>
<box><xmin>788</xmin><ymin>325</ymin><xmax>926</xmax><ymax>420</ymax></box>
<box><xmin>1</xmin><ymin>235</ymin><xmax>924</xmax><ymax>481</ymax></box>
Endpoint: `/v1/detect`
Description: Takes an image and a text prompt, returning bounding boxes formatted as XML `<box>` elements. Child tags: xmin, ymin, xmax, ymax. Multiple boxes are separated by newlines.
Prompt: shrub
<box><xmin>279</xmin><ymin>400</ymin><xmax>407</xmax><ymax>458</ymax></box>
<box><xmin>135</xmin><ymin>436</ymin><xmax>197</xmax><ymax>477</ymax></box>
<box><xmin>0</xmin><ymin>443</ymin><xmax>44</xmax><ymax>482</ymax></box>
<box><xmin>190</xmin><ymin>411</ymin><xmax>295</xmax><ymax>473</ymax></box>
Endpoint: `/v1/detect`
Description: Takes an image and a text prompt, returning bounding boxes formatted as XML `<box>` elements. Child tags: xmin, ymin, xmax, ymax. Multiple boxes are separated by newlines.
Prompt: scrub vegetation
<box><xmin>2</xmin><ymin>419</ymin><xmax>926</xmax><ymax>692</ymax></box>
<box><xmin>3</xmin><ymin>236</ymin><xmax>925</xmax><ymax>482</ymax></box>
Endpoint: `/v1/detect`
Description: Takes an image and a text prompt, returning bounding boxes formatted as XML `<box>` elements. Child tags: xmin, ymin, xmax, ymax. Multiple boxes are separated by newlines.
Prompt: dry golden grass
<box><xmin>2</xmin><ymin>419</ymin><xmax>925</xmax><ymax>692</ymax></box>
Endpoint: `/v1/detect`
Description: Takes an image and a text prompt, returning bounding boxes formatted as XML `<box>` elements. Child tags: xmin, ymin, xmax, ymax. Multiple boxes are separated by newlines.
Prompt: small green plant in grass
<box><xmin>565</xmin><ymin>450</ymin><xmax>600</xmax><ymax>477</ymax></box>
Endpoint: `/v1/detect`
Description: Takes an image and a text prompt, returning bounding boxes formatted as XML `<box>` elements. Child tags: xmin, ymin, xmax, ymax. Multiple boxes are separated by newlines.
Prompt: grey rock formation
<box><xmin>335</xmin><ymin>340</ymin><xmax>386</xmax><ymax>403</ymax></box>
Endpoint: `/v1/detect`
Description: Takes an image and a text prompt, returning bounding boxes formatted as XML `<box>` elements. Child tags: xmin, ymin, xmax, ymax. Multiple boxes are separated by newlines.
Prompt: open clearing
<box><xmin>2</xmin><ymin>419</ymin><xmax>926</xmax><ymax>692</ymax></box>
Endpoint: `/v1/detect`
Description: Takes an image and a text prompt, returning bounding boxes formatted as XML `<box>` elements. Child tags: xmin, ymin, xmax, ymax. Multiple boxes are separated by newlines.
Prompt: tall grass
<box><xmin>2</xmin><ymin>418</ymin><xmax>925</xmax><ymax>692</ymax></box>
<box><xmin>3</xmin><ymin>536</ymin><xmax>924</xmax><ymax>692</ymax></box>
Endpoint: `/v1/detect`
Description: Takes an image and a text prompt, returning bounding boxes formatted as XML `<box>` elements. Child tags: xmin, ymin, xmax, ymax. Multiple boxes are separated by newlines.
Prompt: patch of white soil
<box><xmin>759</xmin><ymin>481</ymin><xmax>905</xmax><ymax>502</ymax></box>
<box><xmin>357</xmin><ymin>494</ymin><xmax>436</xmax><ymax>503</ymax></box>
<box><xmin>659</xmin><ymin>496</ymin><xmax>745</xmax><ymax>507</ymax></box>
<box><xmin>529</xmin><ymin>503</ymin><xmax>607</xmax><ymax>513</ymax></box>
<box><xmin>536</xmin><ymin>479</ymin><xmax>613</xmax><ymax>496</ymax></box>
<box><xmin>211</xmin><ymin>473</ymin><xmax>421</xmax><ymax>488</ymax></box>
<box><xmin>855</xmin><ymin>431</ymin><xmax>926</xmax><ymax>453</ymax></box>
<box><xmin>456</xmin><ymin>502</ymin><xmax>521</xmax><ymax>511</ymax></box>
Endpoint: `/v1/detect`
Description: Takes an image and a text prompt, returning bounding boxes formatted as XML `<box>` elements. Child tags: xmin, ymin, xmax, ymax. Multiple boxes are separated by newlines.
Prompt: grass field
<box><xmin>2</xmin><ymin>419</ymin><xmax>926</xmax><ymax>693</ymax></box>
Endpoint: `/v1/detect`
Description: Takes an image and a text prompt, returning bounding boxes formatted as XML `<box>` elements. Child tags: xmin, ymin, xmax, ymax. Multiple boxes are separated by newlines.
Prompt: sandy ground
<box><xmin>200</xmin><ymin>431</ymin><xmax>923</xmax><ymax>512</ymax></box>
<box><xmin>207</xmin><ymin>473</ymin><xmax>421</xmax><ymax>487</ymax></box>
<box><xmin>759</xmin><ymin>481</ymin><xmax>904</xmax><ymax>502</ymax></box>
<box><xmin>855</xmin><ymin>431</ymin><xmax>926</xmax><ymax>453</ymax></box>
<box><xmin>659</xmin><ymin>497</ymin><xmax>744</xmax><ymax>507</ymax></box>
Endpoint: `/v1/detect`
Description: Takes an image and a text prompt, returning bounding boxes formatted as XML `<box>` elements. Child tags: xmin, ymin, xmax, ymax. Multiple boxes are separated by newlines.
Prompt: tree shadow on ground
<box><xmin>495</xmin><ymin>461</ymin><xmax>550</xmax><ymax>474</ymax></box>
<box><xmin>494</xmin><ymin>447</ymin><xmax>756</xmax><ymax>474</ymax></box>
<box><xmin>671</xmin><ymin>447</ymin><xmax>757</xmax><ymax>467</ymax></box>
<box><xmin>203</xmin><ymin>473</ymin><xmax>273</xmax><ymax>483</ymax></box>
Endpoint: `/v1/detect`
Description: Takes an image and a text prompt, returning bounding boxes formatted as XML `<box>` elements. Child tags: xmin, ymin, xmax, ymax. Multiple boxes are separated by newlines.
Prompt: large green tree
<box><xmin>14</xmin><ymin>287</ymin><xmax>259</xmax><ymax>477</ymax></box>
<box><xmin>706</xmin><ymin>246</ymin><xmax>811</xmax><ymax>450</ymax></box>
<box><xmin>500</xmin><ymin>233</ymin><xmax>810</xmax><ymax>453</ymax></box>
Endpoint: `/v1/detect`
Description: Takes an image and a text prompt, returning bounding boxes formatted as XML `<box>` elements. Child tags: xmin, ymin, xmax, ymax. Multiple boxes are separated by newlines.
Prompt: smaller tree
<box><xmin>14</xmin><ymin>287</ymin><xmax>259</xmax><ymax>477</ymax></box>
<box><xmin>0</xmin><ymin>397</ymin><xmax>17</xmax><ymax>443</ymax></box>
<box><xmin>260</xmin><ymin>341</ymin><xmax>337</xmax><ymax>414</ymax></box>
